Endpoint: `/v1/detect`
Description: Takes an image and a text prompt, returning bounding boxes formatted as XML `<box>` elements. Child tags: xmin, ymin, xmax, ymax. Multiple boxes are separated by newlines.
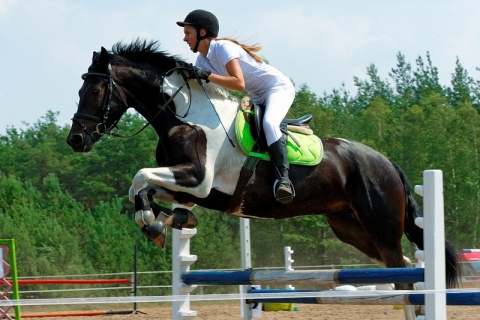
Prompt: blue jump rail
<box><xmin>182</xmin><ymin>268</ymin><xmax>425</xmax><ymax>286</ymax></box>
<box><xmin>246</xmin><ymin>289</ymin><xmax>480</xmax><ymax>306</ymax></box>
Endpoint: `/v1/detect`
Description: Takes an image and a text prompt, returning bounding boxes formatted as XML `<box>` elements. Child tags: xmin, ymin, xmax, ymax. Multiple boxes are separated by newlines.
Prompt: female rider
<box><xmin>177</xmin><ymin>9</ymin><xmax>296</xmax><ymax>204</ymax></box>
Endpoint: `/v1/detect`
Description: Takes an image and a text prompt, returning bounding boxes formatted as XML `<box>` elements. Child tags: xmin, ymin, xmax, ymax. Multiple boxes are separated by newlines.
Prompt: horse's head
<box><xmin>67</xmin><ymin>47</ymin><xmax>128</xmax><ymax>152</ymax></box>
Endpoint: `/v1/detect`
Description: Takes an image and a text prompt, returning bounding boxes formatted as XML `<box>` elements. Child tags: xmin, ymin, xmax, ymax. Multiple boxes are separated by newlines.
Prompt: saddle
<box><xmin>227</xmin><ymin>98</ymin><xmax>323</xmax><ymax>213</ymax></box>
<box><xmin>236</xmin><ymin>97</ymin><xmax>322</xmax><ymax>166</ymax></box>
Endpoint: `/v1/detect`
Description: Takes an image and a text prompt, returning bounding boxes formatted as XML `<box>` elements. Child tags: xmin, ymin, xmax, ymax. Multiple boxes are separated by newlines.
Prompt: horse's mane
<box><xmin>111</xmin><ymin>38</ymin><xmax>180</xmax><ymax>69</ymax></box>
<box><xmin>110</xmin><ymin>38</ymin><xmax>238</xmax><ymax>102</ymax></box>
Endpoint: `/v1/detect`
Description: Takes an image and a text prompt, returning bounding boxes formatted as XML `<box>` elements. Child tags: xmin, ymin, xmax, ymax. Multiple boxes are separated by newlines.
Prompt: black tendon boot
<box><xmin>268</xmin><ymin>136</ymin><xmax>295</xmax><ymax>204</ymax></box>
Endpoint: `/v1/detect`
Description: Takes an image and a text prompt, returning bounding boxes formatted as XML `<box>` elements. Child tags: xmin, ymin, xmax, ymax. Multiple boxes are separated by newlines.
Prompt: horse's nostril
<box><xmin>68</xmin><ymin>134</ymin><xmax>84</xmax><ymax>146</ymax></box>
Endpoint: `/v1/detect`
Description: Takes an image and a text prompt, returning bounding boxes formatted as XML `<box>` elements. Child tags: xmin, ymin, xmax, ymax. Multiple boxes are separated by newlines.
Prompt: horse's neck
<box><xmin>115</xmin><ymin>67</ymin><xmax>171</xmax><ymax>133</ymax></box>
<box><xmin>118</xmin><ymin>68</ymin><xmax>239</xmax><ymax>135</ymax></box>
<box><xmin>164</xmin><ymin>75</ymin><xmax>239</xmax><ymax>130</ymax></box>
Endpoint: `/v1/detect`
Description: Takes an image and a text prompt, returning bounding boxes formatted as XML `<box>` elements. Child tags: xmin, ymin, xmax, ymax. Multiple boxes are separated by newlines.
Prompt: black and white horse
<box><xmin>66</xmin><ymin>40</ymin><xmax>459</xmax><ymax>290</ymax></box>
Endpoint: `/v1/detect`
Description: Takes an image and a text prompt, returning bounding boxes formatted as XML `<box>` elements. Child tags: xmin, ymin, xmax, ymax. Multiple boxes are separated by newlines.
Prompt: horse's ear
<box><xmin>92</xmin><ymin>51</ymin><xmax>99</xmax><ymax>63</ymax></box>
<box><xmin>100</xmin><ymin>47</ymin><xmax>108</xmax><ymax>61</ymax></box>
<box><xmin>97</xmin><ymin>47</ymin><xmax>110</xmax><ymax>65</ymax></box>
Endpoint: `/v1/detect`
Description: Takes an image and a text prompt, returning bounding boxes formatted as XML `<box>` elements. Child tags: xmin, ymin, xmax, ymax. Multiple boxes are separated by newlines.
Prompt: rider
<box><xmin>176</xmin><ymin>9</ymin><xmax>296</xmax><ymax>204</ymax></box>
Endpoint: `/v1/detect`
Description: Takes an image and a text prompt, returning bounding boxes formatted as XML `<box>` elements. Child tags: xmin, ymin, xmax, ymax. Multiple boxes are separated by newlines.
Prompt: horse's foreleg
<box><xmin>134</xmin><ymin>188</ymin><xmax>155</xmax><ymax>226</ymax></box>
<box><xmin>132</xmin><ymin>167</ymin><xmax>212</xmax><ymax>198</ymax></box>
<box><xmin>135</xmin><ymin>186</ymin><xmax>198</xmax><ymax>229</ymax></box>
<box><xmin>133</xmin><ymin>188</ymin><xmax>168</xmax><ymax>248</ymax></box>
<box><xmin>129</xmin><ymin>187</ymin><xmax>198</xmax><ymax>248</ymax></box>
<box><xmin>128</xmin><ymin>165</ymin><xmax>209</xmax><ymax>248</ymax></box>
<box><xmin>151</xmin><ymin>203</ymin><xmax>198</xmax><ymax>230</ymax></box>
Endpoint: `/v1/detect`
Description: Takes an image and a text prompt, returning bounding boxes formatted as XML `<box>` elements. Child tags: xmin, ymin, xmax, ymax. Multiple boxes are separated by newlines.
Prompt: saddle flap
<box><xmin>252</xmin><ymin>104</ymin><xmax>268</xmax><ymax>150</ymax></box>
<box><xmin>235</xmin><ymin>108</ymin><xmax>323</xmax><ymax>166</ymax></box>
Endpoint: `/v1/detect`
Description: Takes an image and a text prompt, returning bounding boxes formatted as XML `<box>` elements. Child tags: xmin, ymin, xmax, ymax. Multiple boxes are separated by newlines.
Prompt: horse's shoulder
<box><xmin>202</xmin><ymin>82</ymin><xmax>238</xmax><ymax>103</ymax></box>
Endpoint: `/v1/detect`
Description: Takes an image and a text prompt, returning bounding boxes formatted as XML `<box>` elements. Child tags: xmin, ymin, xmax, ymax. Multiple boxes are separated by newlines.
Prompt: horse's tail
<box><xmin>391</xmin><ymin>162</ymin><xmax>460</xmax><ymax>288</ymax></box>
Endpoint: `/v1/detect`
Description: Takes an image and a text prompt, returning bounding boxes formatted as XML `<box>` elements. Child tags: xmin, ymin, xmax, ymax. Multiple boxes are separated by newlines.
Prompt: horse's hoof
<box><xmin>172</xmin><ymin>208</ymin><xmax>198</xmax><ymax>229</ymax></box>
<box><xmin>151</xmin><ymin>233</ymin><xmax>167</xmax><ymax>248</ymax></box>
<box><xmin>142</xmin><ymin>221</ymin><xmax>167</xmax><ymax>248</ymax></box>
<box><xmin>135</xmin><ymin>209</ymin><xmax>155</xmax><ymax>227</ymax></box>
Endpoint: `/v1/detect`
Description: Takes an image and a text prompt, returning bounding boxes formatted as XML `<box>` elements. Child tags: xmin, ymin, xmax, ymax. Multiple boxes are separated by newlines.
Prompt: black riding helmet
<box><xmin>177</xmin><ymin>9</ymin><xmax>219</xmax><ymax>53</ymax></box>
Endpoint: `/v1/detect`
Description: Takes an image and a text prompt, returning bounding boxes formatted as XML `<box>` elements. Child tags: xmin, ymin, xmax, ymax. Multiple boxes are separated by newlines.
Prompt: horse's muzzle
<box><xmin>66</xmin><ymin>132</ymin><xmax>93</xmax><ymax>152</ymax></box>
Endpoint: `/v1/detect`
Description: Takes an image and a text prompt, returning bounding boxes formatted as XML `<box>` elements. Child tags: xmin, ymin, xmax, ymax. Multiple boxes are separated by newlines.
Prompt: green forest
<box><xmin>1</xmin><ymin>52</ymin><xmax>480</xmax><ymax>294</ymax></box>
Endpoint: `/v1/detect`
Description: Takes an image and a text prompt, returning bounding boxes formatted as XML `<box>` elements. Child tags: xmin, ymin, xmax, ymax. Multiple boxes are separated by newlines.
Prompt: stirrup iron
<box><xmin>273</xmin><ymin>178</ymin><xmax>295</xmax><ymax>204</ymax></box>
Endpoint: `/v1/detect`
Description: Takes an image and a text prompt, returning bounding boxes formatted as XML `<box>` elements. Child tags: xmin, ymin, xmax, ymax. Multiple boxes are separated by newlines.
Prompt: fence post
<box><xmin>240</xmin><ymin>218</ymin><xmax>254</xmax><ymax>320</ymax></box>
<box><xmin>284</xmin><ymin>246</ymin><xmax>295</xmax><ymax>290</ymax></box>
<box><xmin>0</xmin><ymin>239</ymin><xmax>21</xmax><ymax>320</ymax></box>
<box><xmin>414</xmin><ymin>170</ymin><xmax>447</xmax><ymax>320</ymax></box>
<box><xmin>172</xmin><ymin>228</ymin><xmax>198</xmax><ymax>320</ymax></box>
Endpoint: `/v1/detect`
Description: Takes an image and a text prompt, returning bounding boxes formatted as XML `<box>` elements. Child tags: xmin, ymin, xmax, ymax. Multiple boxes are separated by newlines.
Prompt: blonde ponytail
<box><xmin>218</xmin><ymin>37</ymin><xmax>263</xmax><ymax>63</ymax></box>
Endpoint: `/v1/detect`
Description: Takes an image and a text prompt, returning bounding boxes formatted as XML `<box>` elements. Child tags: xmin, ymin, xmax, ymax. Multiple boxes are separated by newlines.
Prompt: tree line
<box><xmin>1</xmin><ymin>51</ymin><xmax>480</xmax><ymax>296</ymax></box>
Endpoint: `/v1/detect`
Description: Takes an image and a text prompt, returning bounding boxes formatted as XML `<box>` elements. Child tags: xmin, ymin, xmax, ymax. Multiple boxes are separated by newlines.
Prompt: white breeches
<box><xmin>261</xmin><ymin>80</ymin><xmax>295</xmax><ymax>146</ymax></box>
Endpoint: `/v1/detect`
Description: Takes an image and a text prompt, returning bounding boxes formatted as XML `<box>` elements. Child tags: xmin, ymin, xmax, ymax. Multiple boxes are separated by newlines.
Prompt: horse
<box><xmin>66</xmin><ymin>39</ymin><xmax>460</xmax><ymax>291</ymax></box>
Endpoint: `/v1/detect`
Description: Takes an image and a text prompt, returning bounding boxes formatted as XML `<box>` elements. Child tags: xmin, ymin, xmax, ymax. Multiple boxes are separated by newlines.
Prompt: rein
<box><xmin>73</xmin><ymin>64</ymin><xmax>192</xmax><ymax>139</ymax></box>
<box><xmin>75</xmin><ymin>62</ymin><xmax>234</xmax><ymax>146</ymax></box>
<box><xmin>110</xmin><ymin>65</ymin><xmax>193</xmax><ymax>138</ymax></box>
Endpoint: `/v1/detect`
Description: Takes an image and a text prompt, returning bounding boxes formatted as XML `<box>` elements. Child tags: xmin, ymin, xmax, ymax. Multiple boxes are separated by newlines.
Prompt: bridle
<box><xmin>72</xmin><ymin>64</ymin><xmax>128</xmax><ymax>139</ymax></box>
<box><xmin>72</xmin><ymin>61</ymin><xmax>233</xmax><ymax>145</ymax></box>
<box><xmin>72</xmin><ymin>63</ymin><xmax>193</xmax><ymax>139</ymax></box>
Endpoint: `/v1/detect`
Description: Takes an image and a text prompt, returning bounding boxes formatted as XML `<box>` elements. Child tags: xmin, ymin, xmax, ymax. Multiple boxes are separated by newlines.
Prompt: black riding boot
<box><xmin>268</xmin><ymin>136</ymin><xmax>295</xmax><ymax>204</ymax></box>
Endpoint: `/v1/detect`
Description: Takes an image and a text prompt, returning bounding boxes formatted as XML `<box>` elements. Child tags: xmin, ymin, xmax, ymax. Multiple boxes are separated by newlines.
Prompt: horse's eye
<box><xmin>91</xmin><ymin>88</ymin><xmax>100</xmax><ymax>96</ymax></box>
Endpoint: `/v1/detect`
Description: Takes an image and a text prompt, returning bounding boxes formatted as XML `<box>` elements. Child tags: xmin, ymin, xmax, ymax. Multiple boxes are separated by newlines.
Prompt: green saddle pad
<box><xmin>234</xmin><ymin>110</ymin><xmax>323</xmax><ymax>166</ymax></box>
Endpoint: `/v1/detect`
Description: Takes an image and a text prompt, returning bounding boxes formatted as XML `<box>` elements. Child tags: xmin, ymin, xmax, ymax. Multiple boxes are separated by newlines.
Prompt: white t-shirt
<box><xmin>195</xmin><ymin>39</ymin><xmax>292</xmax><ymax>103</ymax></box>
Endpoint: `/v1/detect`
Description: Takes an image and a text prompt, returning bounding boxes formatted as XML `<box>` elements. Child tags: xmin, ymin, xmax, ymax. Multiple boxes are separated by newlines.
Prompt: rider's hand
<box><xmin>189</xmin><ymin>64</ymin><xmax>211</xmax><ymax>83</ymax></box>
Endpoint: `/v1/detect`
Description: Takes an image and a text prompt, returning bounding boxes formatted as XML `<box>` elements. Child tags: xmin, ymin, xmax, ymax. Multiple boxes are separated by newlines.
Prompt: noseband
<box><xmin>72</xmin><ymin>64</ymin><xmax>128</xmax><ymax>138</ymax></box>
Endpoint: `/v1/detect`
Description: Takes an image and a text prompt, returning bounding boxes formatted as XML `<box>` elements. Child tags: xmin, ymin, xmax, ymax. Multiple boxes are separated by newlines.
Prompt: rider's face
<box><xmin>183</xmin><ymin>25</ymin><xmax>198</xmax><ymax>52</ymax></box>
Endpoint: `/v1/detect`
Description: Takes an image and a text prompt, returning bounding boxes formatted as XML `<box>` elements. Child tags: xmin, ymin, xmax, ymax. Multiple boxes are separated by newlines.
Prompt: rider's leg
<box><xmin>267</xmin><ymin>135</ymin><xmax>295</xmax><ymax>203</ymax></box>
<box><xmin>263</xmin><ymin>82</ymin><xmax>295</xmax><ymax>204</ymax></box>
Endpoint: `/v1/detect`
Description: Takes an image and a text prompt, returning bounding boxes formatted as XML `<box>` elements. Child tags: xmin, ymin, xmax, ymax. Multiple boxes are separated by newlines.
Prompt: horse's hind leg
<box><xmin>326</xmin><ymin>212</ymin><xmax>410</xmax><ymax>279</ymax></box>
<box><xmin>325</xmin><ymin>212</ymin><xmax>385</xmax><ymax>264</ymax></box>
<box><xmin>326</xmin><ymin>212</ymin><xmax>418</xmax><ymax>319</ymax></box>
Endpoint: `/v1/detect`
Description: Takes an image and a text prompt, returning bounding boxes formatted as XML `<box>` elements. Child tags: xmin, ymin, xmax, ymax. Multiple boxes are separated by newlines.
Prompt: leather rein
<box><xmin>72</xmin><ymin>63</ymin><xmax>192</xmax><ymax>139</ymax></box>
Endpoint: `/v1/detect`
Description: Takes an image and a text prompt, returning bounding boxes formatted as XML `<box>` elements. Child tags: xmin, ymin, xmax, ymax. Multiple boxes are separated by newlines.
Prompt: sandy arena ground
<box><xmin>17</xmin><ymin>302</ymin><xmax>480</xmax><ymax>319</ymax></box>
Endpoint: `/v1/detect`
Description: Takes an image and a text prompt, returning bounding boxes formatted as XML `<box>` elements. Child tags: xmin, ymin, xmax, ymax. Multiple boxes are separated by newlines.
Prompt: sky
<box><xmin>2</xmin><ymin>0</ymin><xmax>480</xmax><ymax>134</ymax></box>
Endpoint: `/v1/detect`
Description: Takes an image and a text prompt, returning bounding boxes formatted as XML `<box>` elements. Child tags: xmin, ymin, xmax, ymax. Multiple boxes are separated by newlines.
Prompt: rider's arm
<box><xmin>208</xmin><ymin>58</ymin><xmax>245</xmax><ymax>92</ymax></box>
